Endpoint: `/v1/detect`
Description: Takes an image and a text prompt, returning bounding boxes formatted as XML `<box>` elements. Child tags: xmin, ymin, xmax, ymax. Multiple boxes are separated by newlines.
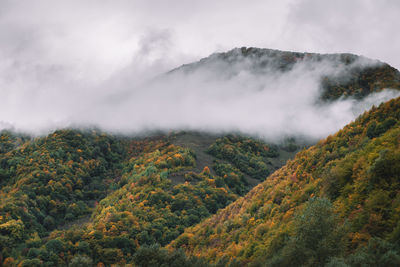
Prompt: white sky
<box><xmin>1</xmin><ymin>0</ymin><xmax>399</xmax><ymax>77</ymax></box>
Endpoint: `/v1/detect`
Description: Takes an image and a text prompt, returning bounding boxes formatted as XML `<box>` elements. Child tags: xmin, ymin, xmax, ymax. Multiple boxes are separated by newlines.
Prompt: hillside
<box><xmin>170</xmin><ymin>97</ymin><xmax>400</xmax><ymax>266</ymax></box>
<box><xmin>0</xmin><ymin>131</ymin><xmax>127</xmax><ymax>244</ymax></box>
<box><xmin>0</xmin><ymin>128</ymin><xmax>303</xmax><ymax>266</ymax></box>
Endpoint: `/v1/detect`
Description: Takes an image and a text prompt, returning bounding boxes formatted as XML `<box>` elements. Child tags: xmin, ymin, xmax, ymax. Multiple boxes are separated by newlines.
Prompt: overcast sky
<box><xmin>1</xmin><ymin>0</ymin><xmax>399</xmax><ymax>77</ymax></box>
<box><xmin>1</xmin><ymin>0</ymin><xmax>400</xmax><ymax>136</ymax></box>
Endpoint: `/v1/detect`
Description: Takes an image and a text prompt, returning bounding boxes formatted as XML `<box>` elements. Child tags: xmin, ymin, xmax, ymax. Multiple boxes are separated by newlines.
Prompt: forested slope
<box><xmin>0</xmin><ymin>130</ymin><xmax>290</xmax><ymax>266</ymax></box>
<box><xmin>171</xmin><ymin>97</ymin><xmax>400</xmax><ymax>266</ymax></box>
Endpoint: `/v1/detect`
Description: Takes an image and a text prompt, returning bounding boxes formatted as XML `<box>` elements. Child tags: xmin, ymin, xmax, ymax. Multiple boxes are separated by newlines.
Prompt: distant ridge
<box><xmin>170</xmin><ymin>47</ymin><xmax>400</xmax><ymax>100</ymax></box>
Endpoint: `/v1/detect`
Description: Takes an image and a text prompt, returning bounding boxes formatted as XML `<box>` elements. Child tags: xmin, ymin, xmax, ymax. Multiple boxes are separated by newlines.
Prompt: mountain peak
<box><xmin>170</xmin><ymin>47</ymin><xmax>400</xmax><ymax>101</ymax></box>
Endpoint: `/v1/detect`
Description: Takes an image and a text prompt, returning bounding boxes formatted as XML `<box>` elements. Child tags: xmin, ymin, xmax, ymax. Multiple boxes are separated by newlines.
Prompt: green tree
<box><xmin>69</xmin><ymin>254</ymin><xmax>93</xmax><ymax>267</ymax></box>
<box><xmin>267</xmin><ymin>198</ymin><xmax>345</xmax><ymax>266</ymax></box>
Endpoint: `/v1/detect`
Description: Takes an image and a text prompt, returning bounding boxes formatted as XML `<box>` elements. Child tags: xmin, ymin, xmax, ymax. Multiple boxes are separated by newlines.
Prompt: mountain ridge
<box><xmin>170</xmin><ymin>47</ymin><xmax>400</xmax><ymax>101</ymax></box>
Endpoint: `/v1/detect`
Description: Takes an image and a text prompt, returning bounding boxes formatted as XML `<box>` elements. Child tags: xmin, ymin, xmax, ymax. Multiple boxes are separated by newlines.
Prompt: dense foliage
<box><xmin>0</xmin><ymin>131</ymin><xmax>127</xmax><ymax>265</ymax></box>
<box><xmin>207</xmin><ymin>135</ymin><xmax>279</xmax><ymax>180</ymax></box>
<box><xmin>171</xmin><ymin>97</ymin><xmax>400</xmax><ymax>266</ymax></box>
<box><xmin>0</xmin><ymin>130</ymin><xmax>267</xmax><ymax>265</ymax></box>
<box><xmin>0</xmin><ymin>130</ymin><xmax>125</xmax><ymax>244</ymax></box>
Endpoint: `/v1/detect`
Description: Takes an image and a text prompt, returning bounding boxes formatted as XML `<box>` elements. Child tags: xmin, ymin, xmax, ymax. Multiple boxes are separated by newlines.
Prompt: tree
<box><xmin>45</xmin><ymin>239</ymin><xmax>64</xmax><ymax>254</ymax></box>
<box><xmin>347</xmin><ymin>238</ymin><xmax>400</xmax><ymax>267</ymax></box>
<box><xmin>69</xmin><ymin>255</ymin><xmax>93</xmax><ymax>267</ymax></box>
<box><xmin>266</xmin><ymin>198</ymin><xmax>346</xmax><ymax>266</ymax></box>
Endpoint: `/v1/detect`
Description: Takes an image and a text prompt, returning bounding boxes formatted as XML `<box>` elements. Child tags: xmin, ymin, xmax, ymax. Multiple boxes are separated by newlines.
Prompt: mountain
<box><xmin>0</xmin><ymin>48</ymin><xmax>400</xmax><ymax>266</ymax></box>
<box><xmin>170</xmin><ymin>96</ymin><xmax>400</xmax><ymax>266</ymax></box>
<box><xmin>171</xmin><ymin>47</ymin><xmax>400</xmax><ymax>101</ymax></box>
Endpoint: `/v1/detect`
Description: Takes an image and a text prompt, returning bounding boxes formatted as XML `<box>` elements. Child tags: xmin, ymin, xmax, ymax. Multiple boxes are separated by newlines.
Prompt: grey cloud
<box><xmin>64</xmin><ymin>52</ymin><xmax>399</xmax><ymax>142</ymax></box>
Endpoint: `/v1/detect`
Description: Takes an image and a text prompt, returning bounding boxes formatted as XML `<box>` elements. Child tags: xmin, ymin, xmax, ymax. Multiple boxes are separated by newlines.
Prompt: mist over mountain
<box><xmin>2</xmin><ymin>47</ymin><xmax>399</xmax><ymax>143</ymax></box>
<box><xmin>172</xmin><ymin>47</ymin><xmax>400</xmax><ymax>100</ymax></box>
<box><xmin>2</xmin><ymin>95</ymin><xmax>399</xmax><ymax>267</ymax></box>
<box><xmin>2</xmin><ymin>47</ymin><xmax>400</xmax><ymax>266</ymax></box>
<box><xmin>76</xmin><ymin>47</ymin><xmax>400</xmax><ymax>142</ymax></box>
<box><xmin>170</xmin><ymin>96</ymin><xmax>400</xmax><ymax>267</ymax></box>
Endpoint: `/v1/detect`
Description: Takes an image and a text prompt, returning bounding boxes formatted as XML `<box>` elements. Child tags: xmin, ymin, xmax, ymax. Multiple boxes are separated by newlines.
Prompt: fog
<box><xmin>2</xmin><ymin>46</ymin><xmax>399</xmax><ymax>142</ymax></box>
<box><xmin>77</xmin><ymin>50</ymin><xmax>399</xmax><ymax>141</ymax></box>
<box><xmin>1</xmin><ymin>0</ymin><xmax>399</xmax><ymax>141</ymax></box>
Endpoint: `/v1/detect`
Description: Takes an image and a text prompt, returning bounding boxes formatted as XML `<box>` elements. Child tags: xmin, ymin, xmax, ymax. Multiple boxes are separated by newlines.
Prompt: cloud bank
<box><xmin>78</xmin><ymin>51</ymin><xmax>399</xmax><ymax>141</ymax></box>
<box><xmin>2</xmin><ymin>46</ymin><xmax>398</xmax><ymax>142</ymax></box>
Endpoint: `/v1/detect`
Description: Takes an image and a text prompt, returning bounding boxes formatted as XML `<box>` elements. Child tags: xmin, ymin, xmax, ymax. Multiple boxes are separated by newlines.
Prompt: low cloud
<box><xmin>3</xmin><ymin>48</ymin><xmax>395</xmax><ymax>142</ymax></box>
<box><xmin>83</xmin><ymin>52</ymin><xmax>397</xmax><ymax>141</ymax></box>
